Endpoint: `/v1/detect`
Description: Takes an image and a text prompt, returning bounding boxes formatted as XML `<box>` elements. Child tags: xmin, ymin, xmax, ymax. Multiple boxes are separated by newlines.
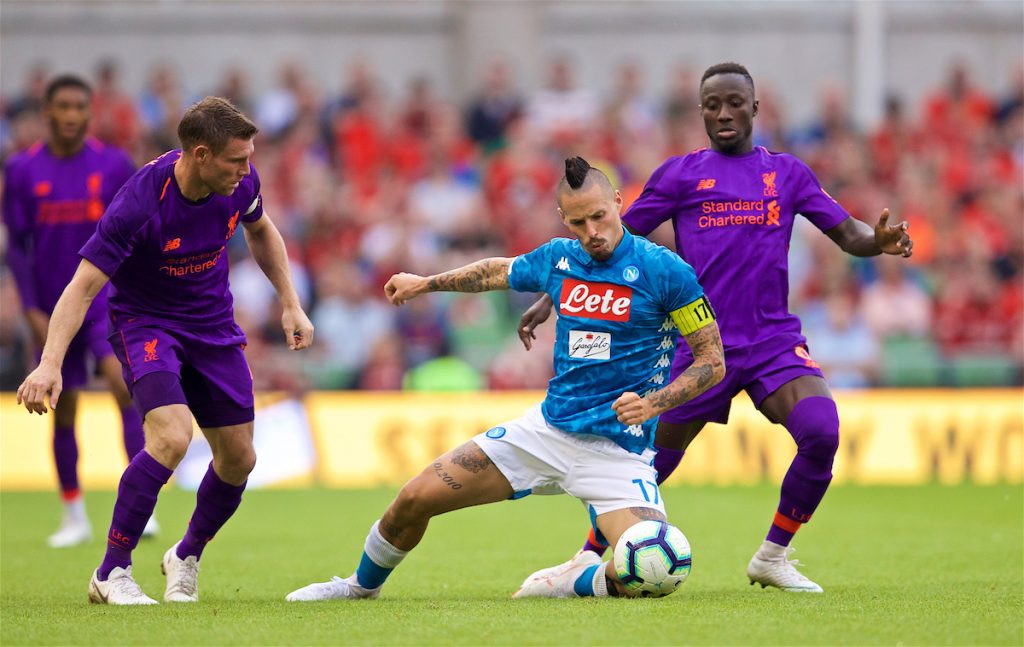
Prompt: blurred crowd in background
<box><xmin>1</xmin><ymin>56</ymin><xmax>1021</xmax><ymax>392</ymax></box>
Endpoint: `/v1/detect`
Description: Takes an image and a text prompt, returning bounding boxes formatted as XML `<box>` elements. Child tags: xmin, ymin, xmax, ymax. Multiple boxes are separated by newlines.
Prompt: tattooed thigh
<box><xmin>627</xmin><ymin>507</ymin><xmax>667</xmax><ymax>522</ymax></box>
<box><xmin>450</xmin><ymin>441</ymin><xmax>494</xmax><ymax>474</ymax></box>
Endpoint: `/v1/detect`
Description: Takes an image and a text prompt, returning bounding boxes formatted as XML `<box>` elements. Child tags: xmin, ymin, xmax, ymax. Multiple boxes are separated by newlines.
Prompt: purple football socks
<box><xmin>176</xmin><ymin>462</ymin><xmax>246</xmax><ymax>561</ymax></box>
<box><xmin>98</xmin><ymin>451</ymin><xmax>172</xmax><ymax>579</ymax></box>
<box><xmin>769</xmin><ymin>396</ymin><xmax>840</xmax><ymax>546</ymax></box>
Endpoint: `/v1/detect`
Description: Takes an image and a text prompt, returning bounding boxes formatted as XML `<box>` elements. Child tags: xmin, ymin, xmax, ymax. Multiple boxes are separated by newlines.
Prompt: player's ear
<box><xmin>752</xmin><ymin>100</ymin><xmax>759</xmax><ymax>117</ymax></box>
<box><xmin>192</xmin><ymin>144</ymin><xmax>210</xmax><ymax>162</ymax></box>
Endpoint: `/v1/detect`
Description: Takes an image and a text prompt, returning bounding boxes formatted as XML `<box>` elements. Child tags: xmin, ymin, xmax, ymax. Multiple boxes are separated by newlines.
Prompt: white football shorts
<box><xmin>472</xmin><ymin>404</ymin><xmax>665</xmax><ymax>518</ymax></box>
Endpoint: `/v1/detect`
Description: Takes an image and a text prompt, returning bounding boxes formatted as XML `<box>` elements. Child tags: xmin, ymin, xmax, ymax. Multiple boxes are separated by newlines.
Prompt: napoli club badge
<box><xmin>623</xmin><ymin>266</ymin><xmax>640</xmax><ymax>283</ymax></box>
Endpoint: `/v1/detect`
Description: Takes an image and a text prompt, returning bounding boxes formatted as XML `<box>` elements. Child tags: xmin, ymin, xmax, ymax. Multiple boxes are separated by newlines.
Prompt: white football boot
<box><xmin>47</xmin><ymin>515</ymin><xmax>92</xmax><ymax>548</ymax></box>
<box><xmin>141</xmin><ymin>516</ymin><xmax>160</xmax><ymax>539</ymax></box>
<box><xmin>513</xmin><ymin>550</ymin><xmax>602</xmax><ymax>598</ymax></box>
<box><xmin>514</xmin><ymin>550</ymin><xmax>601</xmax><ymax>590</ymax></box>
<box><xmin>88</xmin><ymin>567</ymin><xmax>159</xmax><ymax>605</ymax></box>
<box><xmin>286</xmin><ymin>574</ymin><xmax>380</xmax><ymax>602</ymax></box>
<box><xmin>747</xmin><ymin>543</ymin><xmax>824</xmax><ymax>593</ymax></box>
<box><xmin>161</xmin><ymin>542</ymin><xmax>200</xmax><ymax>602</ymax></box>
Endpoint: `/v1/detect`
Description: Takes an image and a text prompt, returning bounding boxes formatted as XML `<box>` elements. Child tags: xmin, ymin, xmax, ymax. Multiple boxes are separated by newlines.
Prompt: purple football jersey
<box><xmin>623</xmin><ymin>147</ymin><xmax>849</xmax><ymax>347</ymax></box>
<box><xmin>2</xmin><ymin>138</ymin><xmax>135</xmax><ymax>314</ymax></box>
<box><xmin>79</xmin><ymin>150</ymin><xmax>264</xmax><ymax>330</ymax></box>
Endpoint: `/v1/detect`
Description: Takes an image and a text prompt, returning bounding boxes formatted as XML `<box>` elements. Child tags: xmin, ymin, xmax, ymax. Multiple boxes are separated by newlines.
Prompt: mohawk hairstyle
<box><xmin>700</xmin><ymin>62</ymin><xmax>754</xmax><ymax>93</ymax></box>
<box><xmin>564</xmin><ymin>156</ymin><xmax>591</xmax><ymax>189</ymax></box>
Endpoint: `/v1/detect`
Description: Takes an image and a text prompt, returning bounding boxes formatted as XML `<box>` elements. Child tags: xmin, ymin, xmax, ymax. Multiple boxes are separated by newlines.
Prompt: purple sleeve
<box><xmin>2</xmin><ymin>161</ymin><xmax>39</xmax><ymax>310</ymax></box>
<box><xmin>622</xmin><ymin>158</ymin><xmax>680</xmax><ymax>236</ymax></box>
<box><xmin>240</xmin><ymin>164</ymin><xmax>264</xmax><ymax>223</ymax></box>
<box><xmin>79</xmin><ymin>183</ymin><xmax>147</xmax><ymax>278</ymax></box>
<box><xmin>792</xmin><ymin>158</ymin><xmax>850</xmax><ymax>232</ymax></box>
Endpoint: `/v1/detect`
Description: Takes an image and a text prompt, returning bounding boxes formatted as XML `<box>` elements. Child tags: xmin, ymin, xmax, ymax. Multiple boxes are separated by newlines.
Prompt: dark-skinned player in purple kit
<box><xmin>2</xmin><ymin>74</ymin><xmax>156</xmax><ymax>548</ymax></box>
<box><xmin>17</xmin><ymin>96</ymin><xmax>314</xmax><ymax>605</ymax></box>
<box><xmin>518</xmin><ymin>62</ymin><xmax>913</xmax><ymax>592</ymax></box>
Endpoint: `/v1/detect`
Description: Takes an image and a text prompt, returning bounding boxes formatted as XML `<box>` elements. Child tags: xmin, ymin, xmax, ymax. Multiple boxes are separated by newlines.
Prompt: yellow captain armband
<box><xmin>669</xmin><ymin>295</ymin><xmax>716</xmax><ymax>335</ymax></box>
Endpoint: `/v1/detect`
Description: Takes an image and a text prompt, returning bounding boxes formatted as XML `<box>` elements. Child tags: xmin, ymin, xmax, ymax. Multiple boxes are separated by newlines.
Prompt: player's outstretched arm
<box><xmin>518</xmin><ymin>294</ymin><xmax>554</xmax><ymax>351</ymax></box>
<box><xmin>242</xmin><ymin>215</ymin><xmax>314</xmax><ymax>350</ymax></box>
<box><xmin>384</xmin><ymin>257</ymin><xmax>513</xmax><ymax>306</ymax></box>
<box><xmin>825</xmin><ymin>208</ymin><xmax>913</xmax><ymax>258</ymax></box>
<box><xmin>613</xmin><ymin>322</ymin><xmax>725</xmax><ymax>426</ymax></box>
<box><xmin>17</xmin><ymin>260</ymin><xmax>110</xmax><ymax>414</ymax></box>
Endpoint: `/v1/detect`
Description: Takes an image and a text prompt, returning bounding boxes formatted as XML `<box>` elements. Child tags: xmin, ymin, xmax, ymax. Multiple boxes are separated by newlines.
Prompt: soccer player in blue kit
<box><xmin>519</xmin><ymin>63</ymin><xmax>914</xmax><ymax>592</ymax></box>
<box><xmin>286</xmin><ymin>157</ymin><xmax>725</xmax><ymax>601</ymax></box>
<box><xmin>2</xmin><ymin>74</ymin><xmax>155</xmax><ymax>548</ymax></box>
<box><xmin>18</xmin><ymin>96</ymin><xmax>314</xmax><ymax>605</ymax></box>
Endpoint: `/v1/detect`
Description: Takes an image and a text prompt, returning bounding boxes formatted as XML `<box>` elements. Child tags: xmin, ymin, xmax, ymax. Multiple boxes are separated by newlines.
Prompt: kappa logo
<box><xmin>625</xmin><ymin>424</ymin><xmax>644</xmax><ymax>437</ymax></box>
<box><xmin>555</xmin><ymin>257</ymin><xmax>571</xmax><ymax>272</ymax></box>
<box><xmin>163</xmin><ymin>238</ymin><xmax>181</xmax><ymax>252</ymax></box>
<box><xmin>762</xmin><ymin>171</ymin><xmax>778</xmax><ymax>197</ymax></box>
<box><xmin>658</xmin><ymin>336</ymin><xmax>674</xmax><ymax>351</ymax></box>
<box><xmin>696</xmin><ymin>179</ymin><xmax>717</xmax><ymax>191</ymax></box>
<box><xmin>559</xmin><ymin>279</ymin><xmax>632</xmax><ymax>322</ymax></box>
<box><xmin>654</xmin><ymin>354</ymin><xmax>671</xmax><ymax>369</ymax></box>
<box><xmin>143</xmin><ymin>338</ymin><xmax>159</xmax><ymax>362</ymax></box>
<box><xmin>649</xmin><ymin>372</ymin><xmax>665</xmax><ymax>385</ymax></box>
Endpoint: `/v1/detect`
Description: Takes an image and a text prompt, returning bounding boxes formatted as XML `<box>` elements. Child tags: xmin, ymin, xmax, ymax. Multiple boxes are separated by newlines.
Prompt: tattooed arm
<box><xmin>612</xmin><ymin>322</ymin><xmax>725</xmax><ymax>426</ymax></box>
<box><xmin>383</xmin><ymin>257</ymin><xmax>514</xmax><ymax>306</ymax></box>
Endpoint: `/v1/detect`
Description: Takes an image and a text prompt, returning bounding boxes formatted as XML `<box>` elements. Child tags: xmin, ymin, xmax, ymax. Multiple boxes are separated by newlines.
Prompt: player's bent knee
<box><xmin>789</xmin><ymin>398</ymin><xmax>840</xmax><ymax>461</ymax></box>
<box><xmin>390</xmin><ymin>481</ymin><xmax>440</xmax><ymax>523</ymax></box>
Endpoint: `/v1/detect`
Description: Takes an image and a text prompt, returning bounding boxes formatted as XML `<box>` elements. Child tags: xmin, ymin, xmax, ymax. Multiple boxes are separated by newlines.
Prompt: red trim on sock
<box><xmin>773</xmin><ymin>511</ymin><xmax>803</xmax><ymax>534</ymax></box>
<box><xmin>61</xmin><ymin>489</ymin><xmax>82</xmax><ymax>503</ymax></box>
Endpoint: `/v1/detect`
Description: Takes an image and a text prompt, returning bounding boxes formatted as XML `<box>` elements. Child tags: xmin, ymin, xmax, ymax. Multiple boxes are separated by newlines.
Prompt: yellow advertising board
<box><xmin>1</xmin><ymin>389</ymin><xmax>1020</xmax><ymax>490</ymax></box>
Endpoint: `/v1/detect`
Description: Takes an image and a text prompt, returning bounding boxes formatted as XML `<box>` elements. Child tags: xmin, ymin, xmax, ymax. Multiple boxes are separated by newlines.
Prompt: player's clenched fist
<box><xmin>17</xmin><ymin>362</ymin><xmax>63</xmax><ymax>415</ymax></box>
<box><xmin>384</xmin><ymin>273</ymin><xmax>426</xmax><ymax>306</ymax></box>
<box><xmin>612</xmin><ymin>391</ymin><xmax>656</xmax><ymax>426</ymax></box>
<box><xmin>282</xmin><ymin>305</ymin><xmax>315</xmax><ymax>350</ymax></box>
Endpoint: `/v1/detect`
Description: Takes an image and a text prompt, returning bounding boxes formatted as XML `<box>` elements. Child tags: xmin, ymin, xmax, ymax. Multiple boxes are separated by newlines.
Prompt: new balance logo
<box><xmin>696</xmin><ymin>179</ymin><xmax>716</xmax><ymax>191</ymax></box>
<box><xmin>163</xmin><ymin>238</ymin><xmax>181</xmax><ymax>252</ymax></box>
<box><xmin>555</xmin><ymin>257</ymin><xmax>571</xmax><ymax>272</ymax></box>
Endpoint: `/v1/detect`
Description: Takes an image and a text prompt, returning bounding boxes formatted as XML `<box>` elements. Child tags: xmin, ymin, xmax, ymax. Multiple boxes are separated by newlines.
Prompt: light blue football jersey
<box><xmin>509</xmin><ymin>228</ymin><xmax>711</xmax><ymax>454</ymax></box>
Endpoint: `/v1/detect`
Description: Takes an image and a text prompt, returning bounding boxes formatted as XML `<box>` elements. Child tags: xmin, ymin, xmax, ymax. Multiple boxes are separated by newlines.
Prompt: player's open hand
<box><xmin>612</xmin><ymin>391</ymin><xmax>656</xmax><ymax>426</ymax></box>
<box><xmin>282</xmin><ymin>306</ymin><xmax>314</xmax><ymax>350</ymax></box>
<box><xmin>17</xmin><ymin>362</ymin><xmax>63</xmax><ymax>415</ymax></box>
<box><xmin>384</xmin><ymin>273</ymin><xmax>425</xmax><ymax>306</ymax></box>
<box><xmin>518</xmin><ymin>295</ymin><xmax>554</xmax><ymax>351</ymax></box>
<box><xmin>874</xmin><ymin>208</ymin><xmax>913</xmax><ymax>257</ymax></box>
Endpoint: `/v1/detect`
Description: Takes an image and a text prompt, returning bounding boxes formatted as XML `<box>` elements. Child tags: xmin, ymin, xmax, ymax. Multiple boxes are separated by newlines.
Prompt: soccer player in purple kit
<box><xmin>519</xmin><ymin>63</ymin><xmax>913</xmax><ymax>592</ymax></box>
<box><xmin>2</xmin><ymin>74</ymin><xmax>156</xmax><ymax>548</ymax></box>
<box><xmin>17</xmin><ymin>96</ymin><xmax>314</xmax><ymax>605</ymax></box>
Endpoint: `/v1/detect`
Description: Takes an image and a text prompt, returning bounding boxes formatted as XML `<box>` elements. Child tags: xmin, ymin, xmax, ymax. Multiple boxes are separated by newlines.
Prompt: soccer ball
<box><xmin>613</xmin><ymin>520</ymin><xmax>692</xmax><ymax>597</ymax></box>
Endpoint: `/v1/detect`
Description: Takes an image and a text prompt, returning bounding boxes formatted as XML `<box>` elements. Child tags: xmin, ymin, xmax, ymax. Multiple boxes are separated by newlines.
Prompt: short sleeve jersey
<box><xmin>79</xmin><ymin>150</ymin><xmax>264</xmax><ymax>330</ymax></box>
<box><xmin>2</xmin><ymin>138</ymin><xmax>135</xmax><ymax>313</ymax></box>
<box><xmin>623</xmin><ymin>147</ymin><xmax>849</xmax><ymax>347</ymax></box>
<box><xmin>509</xmin><ymin>229</ymin><xmax>710</xmax><ymax>454</ymax></box>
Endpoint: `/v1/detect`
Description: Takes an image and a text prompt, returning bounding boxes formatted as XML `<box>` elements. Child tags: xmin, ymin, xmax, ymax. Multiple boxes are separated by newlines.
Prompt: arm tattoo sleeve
<box><xmin>426</xmin><ymin>258</ymin><xmax>512</xmax><ymax>293</ymax></box>
<box><xmin>644</xmin><ymin>322</ymin><xmax>725</xmax><ymax>416</ymax></box>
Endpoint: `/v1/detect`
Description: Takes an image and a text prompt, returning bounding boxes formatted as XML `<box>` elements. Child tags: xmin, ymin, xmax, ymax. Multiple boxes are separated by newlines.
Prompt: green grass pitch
<box><xmin>2</xmin><ymin>484</ymin><xmax>1021</xmax><ymax>645</ymax></box>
